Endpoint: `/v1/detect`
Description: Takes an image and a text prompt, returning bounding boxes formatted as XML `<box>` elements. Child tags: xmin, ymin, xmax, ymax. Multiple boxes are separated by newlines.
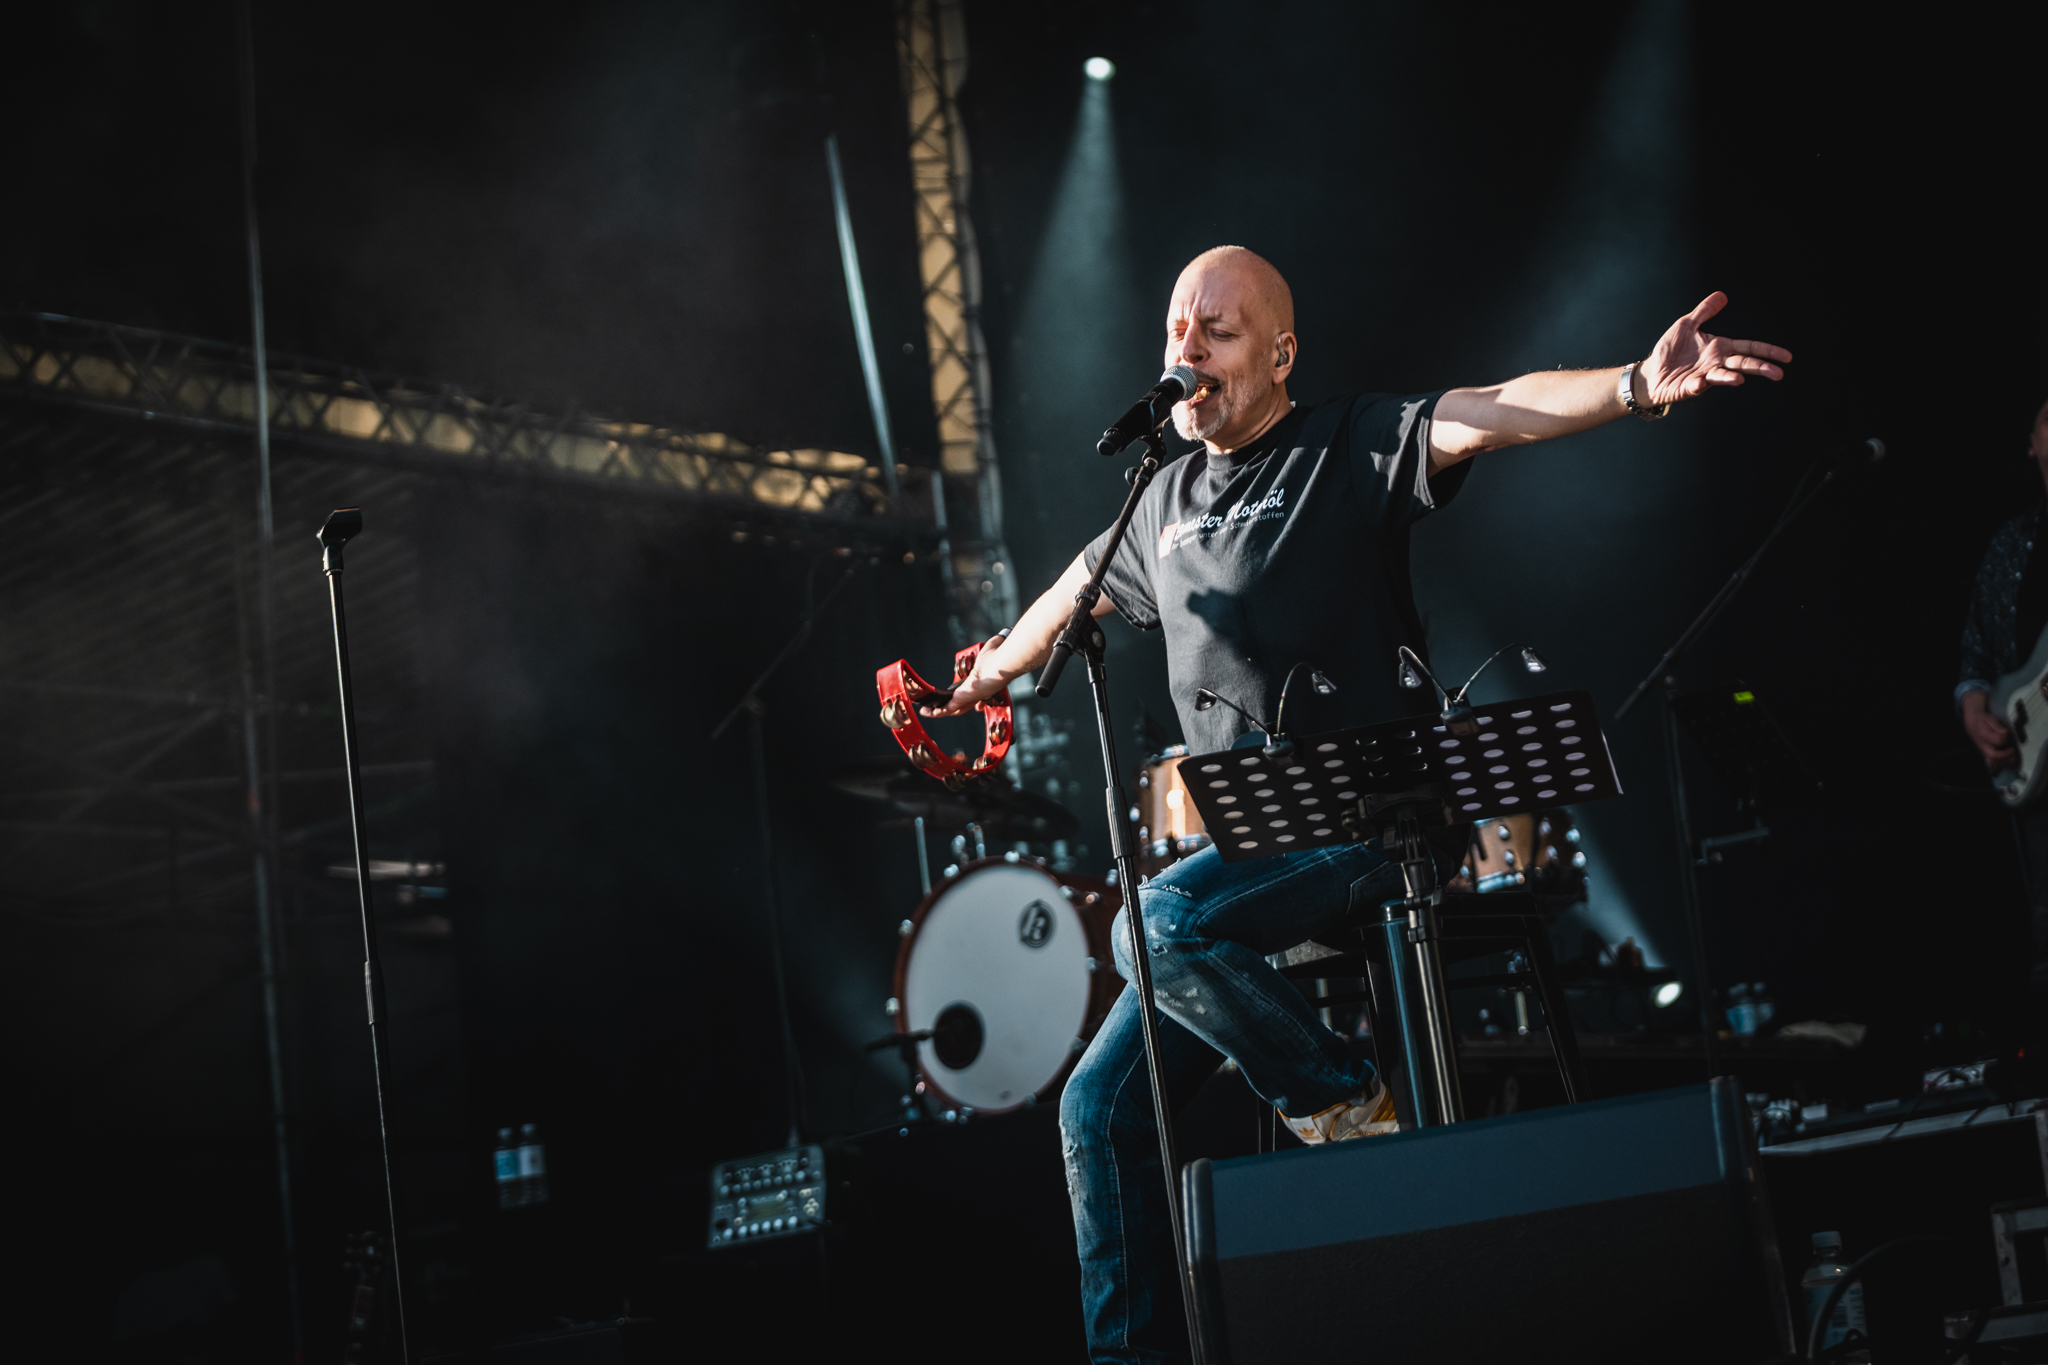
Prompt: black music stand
<box><xmin>1180</xmin><ymin>691</ymin><xmax>1623</xmax><ymax>1127</ymax></box>
<box><xmin>1669</xmin><ymin>683</ymin><xmax>1818</xmax><ymax>811</ymax></box>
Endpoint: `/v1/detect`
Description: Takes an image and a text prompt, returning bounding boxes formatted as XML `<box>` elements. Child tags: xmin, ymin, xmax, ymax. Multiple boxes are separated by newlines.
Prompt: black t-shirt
<box><xmin>1085</xmin><ymin>391</ymin><xmax>1467</xmax><ymax>755</ymax></box>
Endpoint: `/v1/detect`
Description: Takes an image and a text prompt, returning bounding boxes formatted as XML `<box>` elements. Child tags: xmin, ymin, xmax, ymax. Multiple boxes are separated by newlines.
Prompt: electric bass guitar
<box><xmin>1989</xmin><ymin>628</ymin><xmax>2048</xmax><ymax>807</ymax></box>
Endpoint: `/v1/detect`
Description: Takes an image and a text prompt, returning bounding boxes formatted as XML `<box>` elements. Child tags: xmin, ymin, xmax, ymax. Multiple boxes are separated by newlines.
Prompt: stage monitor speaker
<box><xmin>1183</xmin><ymin>1079</ymin><xmax>1794</xmax><ymax>1364</ymax></box>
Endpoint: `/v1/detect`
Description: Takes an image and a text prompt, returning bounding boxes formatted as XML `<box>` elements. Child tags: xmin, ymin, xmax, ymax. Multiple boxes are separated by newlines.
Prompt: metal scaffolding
<box><xmin>0</xmin><ymin>312</ymin><xmax>915</xmax><ymax>527</ymax></box>
<box><xmin>896</xmin><ymin>0</ymin><xmax>1019</xmax><ymax>642</ymax></box>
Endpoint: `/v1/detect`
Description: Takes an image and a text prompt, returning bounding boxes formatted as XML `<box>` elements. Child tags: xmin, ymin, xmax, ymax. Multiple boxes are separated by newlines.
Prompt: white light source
<box><xmin>1084</xmin><ymin>56</ymin><xmax>1116</xmax><ymax>81</ymax></box>
<box><xmin>1654</xmin><ymin>980</ymin><xmax>1684</xmax><ymax>1008</ymax></box>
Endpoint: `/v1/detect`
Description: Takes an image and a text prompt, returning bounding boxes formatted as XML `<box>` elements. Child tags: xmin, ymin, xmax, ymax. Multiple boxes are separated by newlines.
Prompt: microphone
<box><xmin>1097</xmin><ymin>365</ymin><xmax>1200</xmax><ymax>457</ymax></box>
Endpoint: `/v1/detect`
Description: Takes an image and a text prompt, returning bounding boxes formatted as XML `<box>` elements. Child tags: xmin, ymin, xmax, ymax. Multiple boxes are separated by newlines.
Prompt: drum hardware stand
<box><xmin>317</xmin><ymin>509</ymin><xmax>411</xmax><ymax>1365</ymax></box>
<box><xmin>712</xmin><ymin>554</ymin><xmax>867</xmax><ymax>1146</ymax></box>
<box><xmin>1036</xmin><ymin>427</ymin><xmax>1212</xmax><ymax>1363</ymax></box>
<box><xmin>863</xmin><ymin>1028</ymin><xmax>936</xmax><ymax>1123</ymax></box>
<box><xmin>1615</xmin><ymin>444</ymin><xmax>1862</xmax><ymax>1081</ymax></box>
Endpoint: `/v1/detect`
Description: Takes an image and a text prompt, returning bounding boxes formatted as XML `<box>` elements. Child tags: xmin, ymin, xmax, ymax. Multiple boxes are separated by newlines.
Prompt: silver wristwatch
<box><xmin>1619</xmin><ymin>361</ymin><xmax>1670</xmax><ymax>422</ymax></box>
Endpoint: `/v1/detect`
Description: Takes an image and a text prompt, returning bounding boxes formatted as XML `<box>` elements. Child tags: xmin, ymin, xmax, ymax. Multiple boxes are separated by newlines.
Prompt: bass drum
<box><xmin>892</xmin><ymin>857</ymin><xmax>1124</xmax><ymax>1114</ymax></box>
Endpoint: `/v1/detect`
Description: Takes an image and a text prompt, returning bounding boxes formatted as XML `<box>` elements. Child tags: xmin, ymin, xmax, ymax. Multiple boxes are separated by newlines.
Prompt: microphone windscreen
<box><xmin>1159</xmin><ymin>364</ymin><xmax>1200</xmax><ymax>400</ymax></box>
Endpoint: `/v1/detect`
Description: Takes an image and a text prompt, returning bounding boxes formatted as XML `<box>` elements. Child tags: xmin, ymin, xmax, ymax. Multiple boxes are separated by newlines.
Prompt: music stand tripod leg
<box><xmin>1377</xmin><ymin>801</ymin><xmax>1463</xmax><ymax>1126</ymax></box>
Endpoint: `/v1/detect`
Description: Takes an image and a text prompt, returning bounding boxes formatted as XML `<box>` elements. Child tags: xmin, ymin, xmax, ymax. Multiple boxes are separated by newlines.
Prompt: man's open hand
<box><xmin>1637</xmin><ymin>292</ymin><xmax>1791</xmax><ymax>406</ymax></box>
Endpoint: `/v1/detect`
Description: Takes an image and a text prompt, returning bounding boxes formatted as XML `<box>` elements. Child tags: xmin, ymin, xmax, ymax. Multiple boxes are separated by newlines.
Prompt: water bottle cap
<box><xmin>1812</xmin><ymin>1231</ymin><xmax>1842</xmax><ymax>1249</ymax></box>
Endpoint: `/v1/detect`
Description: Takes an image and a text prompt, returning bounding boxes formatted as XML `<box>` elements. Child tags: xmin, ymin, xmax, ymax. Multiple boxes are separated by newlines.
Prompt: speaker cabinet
<box><xmin>1184</xmin><ymin>1079</ymin><xmax>1794</xmax><ymax>1364</ymax></box>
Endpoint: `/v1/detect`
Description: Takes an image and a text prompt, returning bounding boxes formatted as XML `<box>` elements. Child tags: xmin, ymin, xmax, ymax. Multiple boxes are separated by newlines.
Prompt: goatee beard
<box><xmin>1174</xmin><ymin>394</ymin><xmax>1228</xmax><ymax>442</ymax></box>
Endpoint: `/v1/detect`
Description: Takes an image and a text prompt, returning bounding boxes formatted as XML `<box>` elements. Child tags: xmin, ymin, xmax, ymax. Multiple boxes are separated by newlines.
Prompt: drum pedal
<box><xmin>707</xmin><ymin>1144</ymin><xmax>827</xmax><ymax>1248</ymax></box>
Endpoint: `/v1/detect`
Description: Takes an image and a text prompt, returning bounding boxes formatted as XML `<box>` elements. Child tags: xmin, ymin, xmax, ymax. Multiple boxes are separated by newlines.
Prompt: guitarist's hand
<box><xmin>1962</xmin><ymin>690</ymin><xmax>2016</xmax><ymax>769</ymax></box>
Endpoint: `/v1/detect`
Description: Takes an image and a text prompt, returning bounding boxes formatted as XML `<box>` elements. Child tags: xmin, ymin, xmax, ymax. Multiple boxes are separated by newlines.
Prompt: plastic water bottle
<box><xmin>494</xmin><ymin>1127</ymin><xmax>522</xmax><ymax>1209</ymax></box>
<box><xmin>1800</xmin><ymin>1231</ymin><xmax>1867</xmax><ymax>1357</ymax></box>
<box><xmin>518</xmin><ymin>1122</ymin><xmax>549</xmax><ymax>1206</ymax></box>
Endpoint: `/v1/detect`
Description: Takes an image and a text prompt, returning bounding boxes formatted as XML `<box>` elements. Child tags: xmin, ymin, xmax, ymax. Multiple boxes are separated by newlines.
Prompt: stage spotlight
<box><xmin>1654</xmin><ymin>980</ymin><xmax>1684</xmax><ymax>1008</ymax></box>
<box><xmin>1084</xmin><ymin>56</ymin><xmax>1115</xmax><ymax>81</ymax></box>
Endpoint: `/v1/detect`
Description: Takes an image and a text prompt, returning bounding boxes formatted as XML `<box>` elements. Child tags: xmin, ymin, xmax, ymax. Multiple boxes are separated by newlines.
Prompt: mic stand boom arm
<box><xmin>1614</xmin><ymin>462</ymin><xmax>1838</xmax><ymax>723</ymax></box>
<box><xmin>1035</xmin><ymin>430</ymin><xmax>1212</xmax><ymax>1364</ymax></box>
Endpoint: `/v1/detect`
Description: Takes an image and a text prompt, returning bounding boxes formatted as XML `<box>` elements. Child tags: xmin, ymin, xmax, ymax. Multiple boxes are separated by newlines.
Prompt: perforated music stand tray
<box><xmin>1180</xmin><ymin>690</ymin><xmax>1624</xmax><ymax>862</ymax></box>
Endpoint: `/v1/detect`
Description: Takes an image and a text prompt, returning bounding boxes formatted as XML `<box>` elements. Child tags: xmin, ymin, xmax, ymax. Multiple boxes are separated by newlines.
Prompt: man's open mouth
<box><xmin>1190</xmin><ymin>382</ymin><xmax>1215</xmax><ymax>403</ymax></box>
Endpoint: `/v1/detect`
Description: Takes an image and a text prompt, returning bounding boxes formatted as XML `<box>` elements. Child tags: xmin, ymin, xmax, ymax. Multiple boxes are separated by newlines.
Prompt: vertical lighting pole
<box><xmin>235</xmin><ymin>4</ymin><xmax>303</xmax><ymax>1356</ymax></box>
<box><xmin>825</xmin><ymin>133</ymin><xmax>901</xmax><ymax>506</ymax></box>
<box><xmin>320</xmin><ymin>509</ymin><xmax>411</xmax><ymax>1365</ymax></box>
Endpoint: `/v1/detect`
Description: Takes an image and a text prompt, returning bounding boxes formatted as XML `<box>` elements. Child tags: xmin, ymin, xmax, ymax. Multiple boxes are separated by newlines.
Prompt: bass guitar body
<box><xmin>1990</xmin><ymin>626</ymin><xmax>2048</xmax><ymax>807</ymax></box>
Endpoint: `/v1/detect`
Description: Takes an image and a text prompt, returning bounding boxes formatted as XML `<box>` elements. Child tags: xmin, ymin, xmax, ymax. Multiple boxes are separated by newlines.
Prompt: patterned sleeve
<box><xmin>1958</xmin><ymin>532</ymin><xmax>2007</xmax><ymax>709</ymax></box>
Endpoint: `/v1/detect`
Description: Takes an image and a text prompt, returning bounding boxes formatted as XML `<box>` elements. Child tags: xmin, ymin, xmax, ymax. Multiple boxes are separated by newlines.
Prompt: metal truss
<box><xmin>0</xmin><ymin>312</ymin><xmax>905</xmax><ymax>526</ymax></box>
<box><xmin>896</xmin><ymin>0</ymin><xmax>1020</xmax><ymax>639</ymax></box>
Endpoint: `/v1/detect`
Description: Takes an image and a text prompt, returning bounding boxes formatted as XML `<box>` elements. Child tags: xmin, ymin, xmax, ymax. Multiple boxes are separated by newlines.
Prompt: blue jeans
<box><xmin>1058</xmin><ymin>840</ymin><xmax>1411</xmax><ymax>1363</ymax></box>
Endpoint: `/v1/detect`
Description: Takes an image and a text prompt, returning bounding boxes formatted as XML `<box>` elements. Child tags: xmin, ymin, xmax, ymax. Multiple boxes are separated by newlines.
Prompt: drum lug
<box><xmin>885</xmin><ymin>997</ymin><xmax>900</xmax><ymax>1016</ymax></box>
<box><xmin>898</xmin><ymin>919</ymin><xmax>914</xmax><ymax>937</ymax></box>
<box><xmin>1084</xmin><ymin>956</ymin><xmax>1099</xmax><ymax>974</ymax></box>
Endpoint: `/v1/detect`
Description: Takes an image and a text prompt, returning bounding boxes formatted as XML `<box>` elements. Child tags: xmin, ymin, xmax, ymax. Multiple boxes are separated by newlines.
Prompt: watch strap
<box><xmin>1620</xmin><ymin>361</ymin><xmax>1670</xmax><ymax>422</ymax></box>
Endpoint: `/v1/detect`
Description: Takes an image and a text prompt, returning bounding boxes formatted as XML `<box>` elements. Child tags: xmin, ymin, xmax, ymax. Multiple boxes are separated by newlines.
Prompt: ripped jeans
<box><xmin>1058</xmin><ymin>839</ymin><xmax>1412</xmax><ymax>1364</ymax></box>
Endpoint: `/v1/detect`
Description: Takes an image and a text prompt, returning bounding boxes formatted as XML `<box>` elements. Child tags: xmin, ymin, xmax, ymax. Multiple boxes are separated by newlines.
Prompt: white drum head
<box><xmin>902</xmin><ymin>863</ymin><xmax>1094</xmax><ymax>1111</ymax></box>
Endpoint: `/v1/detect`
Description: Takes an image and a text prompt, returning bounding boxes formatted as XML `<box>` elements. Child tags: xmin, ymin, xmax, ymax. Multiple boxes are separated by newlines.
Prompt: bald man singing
<box><xmin>927</xmin><ymin>246</ymin><xmax>1789</xmax><ymax>1362</ymax></box>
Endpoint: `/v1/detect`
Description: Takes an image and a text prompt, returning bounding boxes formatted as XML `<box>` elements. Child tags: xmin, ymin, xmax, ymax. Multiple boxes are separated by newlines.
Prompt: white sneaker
<box><xmin>1281</xmin><ymin>1079</ymin><xmax>1401</xmax><ymax>1144</ymax></box>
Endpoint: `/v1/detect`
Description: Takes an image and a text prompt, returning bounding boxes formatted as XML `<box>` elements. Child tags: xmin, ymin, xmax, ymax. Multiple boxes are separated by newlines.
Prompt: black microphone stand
<box><xmin>1613</xmin><ymin>453</ymin><xmax>1848</xmax><ymax>1080</ymax></box>
<box><xmin>317</xmin><ymin>509</ymin><xmax>410</xmax><ymax>1365</ymax></box>
<box><xmin>710</xmin><ymin>555</ymin><xmax>865</xmax><ymax>1146</ymax></box>
<box><xmin>1037</xmin><ymin>429</ymin><xmax>1211</xmax><ymax>1363</ymax></box>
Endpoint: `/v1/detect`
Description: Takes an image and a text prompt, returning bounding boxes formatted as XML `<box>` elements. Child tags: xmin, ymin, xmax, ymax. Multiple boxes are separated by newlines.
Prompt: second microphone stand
<box><xmin>1614</xmin><ymin>449</ymin><xmax>1854</xmax><ymax>1080</ymax></box>
<box><xmin>1036</xmin><ymin>429</ymin><xmax>1210</xmax><ymax>1362</ymax></box>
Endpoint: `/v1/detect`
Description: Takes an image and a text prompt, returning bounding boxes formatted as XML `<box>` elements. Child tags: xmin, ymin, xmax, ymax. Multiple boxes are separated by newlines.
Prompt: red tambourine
<box><xmin>876</xmin><ymin>639</ymin><xmax>1013</xmax><ymax>789</ymax></box>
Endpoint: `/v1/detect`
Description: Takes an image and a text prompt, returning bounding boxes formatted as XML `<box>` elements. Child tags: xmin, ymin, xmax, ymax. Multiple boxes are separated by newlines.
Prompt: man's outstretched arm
<box><xmin>1427</xmin><ymin>291</ymin><xmax>1791</xmax><ymax>472</ymax></box>
<box><xmin>921</xmin><ymin>552</ymin><xmax>1119</xmax><ymax>718</ymax></box>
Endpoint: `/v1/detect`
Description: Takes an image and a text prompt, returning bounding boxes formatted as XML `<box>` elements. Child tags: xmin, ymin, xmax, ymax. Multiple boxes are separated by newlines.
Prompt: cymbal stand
<box><xmin>712</xmin><ymin>555</ymin><xmax>865</xmax><ymax>1146</ymax></box>
<box><xmin>1036</xmin><ymin>429</ymin><xmax>1210</xmax><ymax>1363</ymax></box>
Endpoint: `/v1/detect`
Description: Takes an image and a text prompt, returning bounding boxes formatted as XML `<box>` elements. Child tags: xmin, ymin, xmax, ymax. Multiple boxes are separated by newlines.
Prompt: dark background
<box><xmin>4</xmin><ymin>0</ymin><xmax>2044</xmax><ymax>1359</ymax></box>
